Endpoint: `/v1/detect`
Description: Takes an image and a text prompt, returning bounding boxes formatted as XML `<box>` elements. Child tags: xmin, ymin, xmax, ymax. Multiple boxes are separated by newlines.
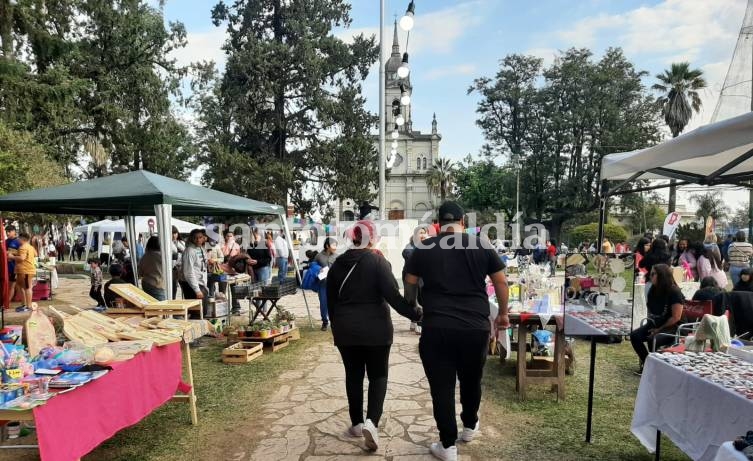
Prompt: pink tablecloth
<box><xmin>33</xmin><ymin>342</ymin><xmax>183</xmax><ymax>461</ymax></box>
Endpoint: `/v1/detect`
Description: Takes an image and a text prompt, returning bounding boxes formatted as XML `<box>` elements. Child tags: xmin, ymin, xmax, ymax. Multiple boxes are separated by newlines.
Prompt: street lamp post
<box><xmin>378</xmin><ymin>1</ymin><xmax>414</xmax><ymax>221</ymax></box>
<box><xmin>378</xmin><ymin>0</ymin><xmax>386</xmax><ymax>220</ymax></box>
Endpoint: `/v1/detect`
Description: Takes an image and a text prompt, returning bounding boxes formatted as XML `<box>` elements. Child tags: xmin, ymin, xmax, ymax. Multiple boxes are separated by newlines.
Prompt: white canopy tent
<box><xmin>74</xmin><ymin>216</ymin><xmax>202</xmax><ymax>235</ymax></box>
<box><xmin>75</xmin><ymin>217</ymin><xmax>203</xmax><ymax>262</ymax></box>
<box><xmin>598</xmin><ymin>110</ymin><xmax>753</xmax><ymax>241</ymax></box>
<box><xmin>600</xmin><ymin>111</ymin><xmax>753</xmax><ymax>186</ymax></box>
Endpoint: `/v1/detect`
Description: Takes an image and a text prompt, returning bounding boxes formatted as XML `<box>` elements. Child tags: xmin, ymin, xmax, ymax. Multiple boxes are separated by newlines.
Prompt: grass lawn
<box><xmin>81</xmin><ymin>326</ymin><xmax>331</xmax><ymax>461</ymax></box>
<box><xmin>467</xmin><ymin>338</ymin><xmax>690</xmax><ymax>461</ymax></box>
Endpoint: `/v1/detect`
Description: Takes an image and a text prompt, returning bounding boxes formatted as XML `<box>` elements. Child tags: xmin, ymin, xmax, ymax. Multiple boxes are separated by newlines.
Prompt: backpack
<box><xmin>301</xmin><ymin>262</ymin><xmax>322</xmax><ymax>291</ymax></box>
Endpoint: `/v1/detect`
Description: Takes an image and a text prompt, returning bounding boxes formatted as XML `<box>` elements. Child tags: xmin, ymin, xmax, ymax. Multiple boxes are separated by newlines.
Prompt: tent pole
<box><xmin>125</xmin><ymin>216</ymin><xmax>140</xmax><ymax>288</ymax></box>
<box><xmin>155</xmin><ymin>205</ymin><xmax>173</xmax><ymax>300</ymax></box>
<box><xmin>281</xmin><ymin>214</ymin><xmax>313</xmax><ymax>329</ymax></box>
<box><xmin>597</xmin><ymin>180</ymin><xmax>608</xmax><ymax>244</ymax></box>
<box><xmin>84</xmin><ymin>224</ymin><xmax>93</xmax><ymax>263</ymax></box>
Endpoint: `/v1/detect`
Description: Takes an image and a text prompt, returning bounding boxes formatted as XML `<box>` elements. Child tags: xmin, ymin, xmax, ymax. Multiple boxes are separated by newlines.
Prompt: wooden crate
<box><xmin>287</xmin><ymin>327</ymin><xmax>300</xmax><ymax>341</ymax></box>
<box><xmin>267</xmin><ymin>334</ymin><xmax>289</xmax><ymax>352</ymax></box>
<box><xmin>222</xmin><ymin>341</ymin><xmax>263</xmax><ymax>364</ymax></box>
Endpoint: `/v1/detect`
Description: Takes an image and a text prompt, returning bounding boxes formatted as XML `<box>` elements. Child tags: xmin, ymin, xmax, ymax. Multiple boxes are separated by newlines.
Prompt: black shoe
<box><xmin>321</xmin><ymin>323</ymin><xmax>328</xmax><ymax>331</ymax></box>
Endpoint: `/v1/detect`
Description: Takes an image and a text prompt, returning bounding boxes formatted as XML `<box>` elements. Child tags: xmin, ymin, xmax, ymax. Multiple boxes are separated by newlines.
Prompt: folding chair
<box><xmin>653</xmin><ymin>300</ymin><xmax>713</xmax><ymax>352</ymax></box>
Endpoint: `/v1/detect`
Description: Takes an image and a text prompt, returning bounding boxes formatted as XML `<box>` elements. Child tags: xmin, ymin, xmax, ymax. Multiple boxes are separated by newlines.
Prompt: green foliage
<box><xmin>730</xmin><ymin>201</ymin><xmax>750</xmax><ymax>231</ymax></box>
<box><xmin>619</xmin><ymin>191</ymin><xmax>665</xmax><ymax>235</ymax></box>
<box><xmin>0</xmin><ymin>121</ymin><xmax>67</xmax><ymax>195</ymax></box>
<box><xmin>569</xmin><ymin>222</ymin><xmax>628</xmax><ymax>245</ymax></box>
<box><xmin>469</xmin><ymin>48</ymin><xmax>662</xmax><ymax>228</ymax></box>
<box><xmin>690</xmin><ymin>191</ymin><xmax>729</xmax><ymax>230</ymax></box>
<box><xmin>195</xmin><ymin>0</ymin><xmax>379</xmax><ymax>212</ymax></box>
<box><xmin>425</xmin><ymin>158</ymin><xmax>455</xmax><ymax>203</ymax></box>
<box><xmin>0</xmin><ymin>1</ymin><xmax>194</xmax><ymax>180</ymax></box>
<box><xmin>454</xmin><ymin>155</ymin><xmax>515</xmax><ymax>219</ymax></box>
<box><xmin>676</xmin><ymin>222</ymin><xmax>705</xmax><ymax>243</ymax></box>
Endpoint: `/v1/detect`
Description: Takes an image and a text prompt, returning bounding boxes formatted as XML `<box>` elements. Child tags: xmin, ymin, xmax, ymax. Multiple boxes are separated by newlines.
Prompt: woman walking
<box><xmin>327</xmin><ymin>220</ymin><xmax>421</xmax><ymax>451</ymax></box>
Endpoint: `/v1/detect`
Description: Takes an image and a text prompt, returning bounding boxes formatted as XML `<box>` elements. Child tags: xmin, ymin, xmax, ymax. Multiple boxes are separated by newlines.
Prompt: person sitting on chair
<box><xmin>629</xmin><ymin>263</ymin><xmax>684</xmax><ymax>375</ymax></box>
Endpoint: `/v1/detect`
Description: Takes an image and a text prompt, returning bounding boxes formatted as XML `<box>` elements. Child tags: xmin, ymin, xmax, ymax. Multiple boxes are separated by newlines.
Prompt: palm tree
<box><xmin>652</xmin><ymin>62</ymin><xmax>707</xmax><ymax>212</ymax></box>
<box><xmin>426</xmin><ymin>158</ymin><xmax>455</xmax><ymax>202</ymax></box>
<box><xmin>690</xmin><ymin>191</ymin><xmax>729</xmax><ymax>231</ymax></box>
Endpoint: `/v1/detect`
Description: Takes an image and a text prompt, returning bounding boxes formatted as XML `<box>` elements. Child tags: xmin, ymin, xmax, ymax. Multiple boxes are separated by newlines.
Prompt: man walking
<box><xmin>404</xmin><ymin>201</ymin><xmax>510</xmax><ymax>461</ymax></box>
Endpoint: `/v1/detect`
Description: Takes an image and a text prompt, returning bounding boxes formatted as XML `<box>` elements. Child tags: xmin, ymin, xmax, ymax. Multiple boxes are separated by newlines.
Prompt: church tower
<box><xmin>385</xmin><ymin>21</ymin><xmax>412</xmax><ymax>133</ymax></box>
<box><xmin>372</xmin><ymin>21</ymin><xmax>442</xmax><ymax>221</ymax></box>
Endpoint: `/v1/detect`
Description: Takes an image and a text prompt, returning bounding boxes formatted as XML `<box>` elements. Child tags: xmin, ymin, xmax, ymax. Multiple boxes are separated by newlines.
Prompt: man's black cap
<box><xmin>438</xmin><ymin>201</ymin><xmax>464</xmax><ymax>222</ymax></box>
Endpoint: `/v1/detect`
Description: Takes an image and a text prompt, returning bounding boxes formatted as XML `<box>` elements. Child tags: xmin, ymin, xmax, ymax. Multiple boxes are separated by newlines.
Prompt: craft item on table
<box><xmin>25</xmin><ymin>303</ymin><xmax>57</xmax><ymax>357</ymax></box>
<box><xmin>567</xmin><ymin>309</ymin><xmax>632</xmax><ymax>336</ymax></box>
<box><xmin>49</xmin><ymin>371</ymin><xmax>93</xmax><ymax>388</ymax></box>
<box><xmin>656</xmin><ymin>352</ymin><xmax>753</xmax><ymax>400</ymax></box>
<box><xmin>49</xmin><ymin>307</ymin><xmax>109</xmax><ymax>346</ymax></box>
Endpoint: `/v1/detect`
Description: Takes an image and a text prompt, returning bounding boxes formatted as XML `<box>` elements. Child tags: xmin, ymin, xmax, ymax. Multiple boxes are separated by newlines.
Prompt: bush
<box><xmin>569</xmin><ymin>223</ymin><xmax>628</xmax><ymax>245</ymax></box>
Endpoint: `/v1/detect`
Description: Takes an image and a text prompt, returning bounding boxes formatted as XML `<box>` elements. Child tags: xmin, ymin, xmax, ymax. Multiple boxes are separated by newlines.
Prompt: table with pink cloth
<box><xmin>28</xmin><ymin>342</ymin><xmax>184</xmax><ymax>461</ymax></box>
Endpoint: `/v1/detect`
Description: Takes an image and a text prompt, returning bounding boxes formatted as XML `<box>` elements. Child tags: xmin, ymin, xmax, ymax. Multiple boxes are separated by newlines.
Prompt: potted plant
<box><xmin>280</xmin><ymin>320</ymin><xmax>289</xmax><ymax>333</ymax></box>
<box><xmin>248</xmin><ymin>323</ymin><xmax>261</xmax><ymax>338</ymax></box>
<box><xmin>259</xmin><ymin>321</ymin><xmax>272</xmax><ymax>339</ymax></box>
<box><xmin>270</xmin><ymin>322</ymin><xmax>280</xmax><ymax>336</ymax></box>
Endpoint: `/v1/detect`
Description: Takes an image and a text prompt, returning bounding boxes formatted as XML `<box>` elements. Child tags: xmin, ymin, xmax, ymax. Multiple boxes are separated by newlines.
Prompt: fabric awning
<box><xmin>0</xmin><ymin>170</ymin><xmax>283</xmax><ymax>216</ymax></box>
<box><xmin>600</xmin><ymin>111</ymin><xmax>753</xmax><ymax>184</ymax></box>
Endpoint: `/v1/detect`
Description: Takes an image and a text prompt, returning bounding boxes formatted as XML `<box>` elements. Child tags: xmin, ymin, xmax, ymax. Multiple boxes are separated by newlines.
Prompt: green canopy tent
<box><xmin>0</xmin><ymin>170</ymin><xmax>310</xmax><ymax>326</ymax></box>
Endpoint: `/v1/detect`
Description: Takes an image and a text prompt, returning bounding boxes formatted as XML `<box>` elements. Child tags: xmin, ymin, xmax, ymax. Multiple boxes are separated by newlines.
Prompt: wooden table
<box><xmin>509</xmin><ymin>312</ymin><xmax>566</xmax><ymax>400</ymax></box>
<box><xmin>250</xmin><ymin>295</ymin><xmax>283</xmax><ymax>322</ymax></box>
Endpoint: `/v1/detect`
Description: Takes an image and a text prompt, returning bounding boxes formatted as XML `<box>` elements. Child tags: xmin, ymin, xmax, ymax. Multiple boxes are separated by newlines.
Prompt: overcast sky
<box><xmin>158</xmin><ymin>0</ymin><xmax>752</xmax><ymax>213</ymax></box>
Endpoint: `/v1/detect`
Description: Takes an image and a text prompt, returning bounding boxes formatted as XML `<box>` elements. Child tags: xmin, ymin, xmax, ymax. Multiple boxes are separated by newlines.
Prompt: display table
<box><xmin>0</xmin><ymin>342</ymin><xmax>185</xmax><ymax>461</ymax></box>
<box><xmin>633</xmin><ymin>281</ymin><xmax>699</xmax><ymax>329</ymax></box>
<box><xmin>508</xmin><ymin>312</ymin><xmax>566</xmax><ymax>400</ymax></box>
<box><xmin>714</xmin><ymin>442</ymin><xmax>748</xmax><ymax>461</ymax></box>
<box><xmin>632</xmin><ymin>354</ymin><xmax>753</xmax><ymax>461</ymax></box>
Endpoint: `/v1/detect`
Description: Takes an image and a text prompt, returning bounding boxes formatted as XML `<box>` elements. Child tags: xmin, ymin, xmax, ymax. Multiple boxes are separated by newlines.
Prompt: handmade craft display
<box><xmin>563</xmin><ymin>252</ymin><xmax>635</xmax><ymax>336</ymax></box>
<box><xmin>656</xmin><ymin>352</ymin><xmax>753</xmax><ymax>400</ymax></box>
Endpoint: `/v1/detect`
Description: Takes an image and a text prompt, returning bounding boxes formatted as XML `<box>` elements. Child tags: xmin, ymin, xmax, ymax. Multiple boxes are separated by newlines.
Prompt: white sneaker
<box><xmin>347</xmin><ymin>423</ymin><xmax>363</xmax><ymax>437</ymax></box>
<box><xmin>363</xmin><ymin>418</ymin><xmax>379</xmax><ymax>451</ymax></box>
<box><xmin>430</xmin><ymin>442</ymin><xmax>458</xmax><ymax>461</ymax></box>
<box><xmin>459</xmin><ymin>421</ymin><xmax>480</xmax><ymax>442</ymax></box>
<box><xmin>415</xmin><ymin>325</ymin><xmax>422</xmax><ymax>335</ymax></box>
<box><xmin>410</xmin><ymin>322</ymin><xmax>417</xmax><ymax>331</ymax></box>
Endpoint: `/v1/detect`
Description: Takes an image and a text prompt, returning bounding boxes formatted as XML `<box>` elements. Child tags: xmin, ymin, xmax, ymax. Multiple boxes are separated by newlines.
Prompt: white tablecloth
<box><xmin>633</xmin><ymin>281</ymin><xmax>700</xmax><ymax>330</ymax></box>
<box><xmin>714</xmin><ymin>442</ymin><xmax>748</xmax><ymax>461</ymax></box>
<box><xmin>632</xmin><ymin>354</ymin><xmax>753</xmax><ymax>461</ymax></box>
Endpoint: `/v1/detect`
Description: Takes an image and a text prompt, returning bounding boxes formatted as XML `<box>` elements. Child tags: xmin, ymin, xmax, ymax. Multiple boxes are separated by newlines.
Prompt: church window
<box><xmin>416</xmin><ymin>157</ymin><xmax>421</xmax><ymax>169</ymax></box>
<box><xmin>423</xmin><ymin>158</ymin><xmax>427</xmax><ymax>169</ymax></box>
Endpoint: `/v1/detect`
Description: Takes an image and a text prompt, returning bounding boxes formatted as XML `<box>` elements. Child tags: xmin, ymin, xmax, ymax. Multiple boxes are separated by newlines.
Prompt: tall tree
<box><xmin>196</xmin><ymin>0</ymin><xmax>379</xmax><ymax>210</ymax></box>
<box><xmin>470</xmin><ymin>48</ymin><xmax>661</xmax><ymax>238</ymax></box>
<box><xmin>730</xmin><ymin>201</ymin><xmax>750</xmax><ymax>231</ymax></box>
<box><xmin>690</xmin><ymin>190</ymin><xmax>729</xmax><ymax>230</ymax></box>
<box><xmin>454</xmin><ymin>155</ymin><xmax>516</xmax><ymax>219</ymax></box>
<box><xmin>426</xmin><ymin>158</ymin><xmax>455</xmax><ymax>203</ymax></box>
<box><xmin>0</xmin><ymin>1</ymin><xmax>193</xmax><ymax>180</ymax></box>
<box><xmin>652</xmin><ymin>62</ymin><xmax>707</xmax><ymax>212</ymax></box>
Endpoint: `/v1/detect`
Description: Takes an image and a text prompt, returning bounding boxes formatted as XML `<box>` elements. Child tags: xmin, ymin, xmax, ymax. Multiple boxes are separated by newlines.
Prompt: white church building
<box><xmin>339</xmin><ymin>22</ymin><xmax>442</xmax><ymax>221</ymax></box>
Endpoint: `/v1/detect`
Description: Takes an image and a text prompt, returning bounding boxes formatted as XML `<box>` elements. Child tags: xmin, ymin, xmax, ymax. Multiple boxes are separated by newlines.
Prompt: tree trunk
<box><xmin>0</xmin><ymin>0</ymin><xmax>13</xmax><ymax>59</ymax></box>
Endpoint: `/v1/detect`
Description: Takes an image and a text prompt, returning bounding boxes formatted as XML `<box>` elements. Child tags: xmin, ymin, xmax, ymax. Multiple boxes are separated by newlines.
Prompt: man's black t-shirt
<box><xmin>647</xmin><ymin>285</ymin><xmax>684</xmax><ymax>324</ymax></box>
<box><xmin>404</xmin><ymin>232</ymin><xmax>505</xmax><ymax>331</ymax></box>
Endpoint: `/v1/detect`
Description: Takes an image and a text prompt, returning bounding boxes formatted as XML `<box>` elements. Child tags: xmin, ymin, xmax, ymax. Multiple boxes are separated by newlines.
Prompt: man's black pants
<box><xmin>337</xmin><ymin>344</ymin><xmax>391</xmax><ymax>427</ymax></box>
<box><xmin>419</xmin><ymin>327</ymin><xmax>489</xmax><ymax>448</ymax></box>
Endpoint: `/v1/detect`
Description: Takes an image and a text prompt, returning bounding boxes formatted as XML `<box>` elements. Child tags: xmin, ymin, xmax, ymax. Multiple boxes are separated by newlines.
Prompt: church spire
<box><xmin>391</xmin><ymin>20</ymin><xmax>400</xmax><ymax>56</ymax></box>
<box><xmin>432</xmin><ymin>113</ymin><xmax>438</xmax><ymax>134</ymax></box>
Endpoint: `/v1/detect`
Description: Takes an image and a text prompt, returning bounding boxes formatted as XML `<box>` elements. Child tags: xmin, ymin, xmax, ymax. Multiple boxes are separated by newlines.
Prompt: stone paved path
<box><xmin>242</xmin><ymin>315</ymin><xmax>472</xmax><ymax>461</ymax></box>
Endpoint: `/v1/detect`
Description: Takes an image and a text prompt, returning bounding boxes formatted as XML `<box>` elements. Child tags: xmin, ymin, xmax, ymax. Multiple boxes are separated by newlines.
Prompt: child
<box><xmin>88</xmin><ymin>258</ymin><xmax>106</xmax><ymax>308</ymax></box>
<box><xmin>11</xmin><ymin>232</ymin><xmax>37</xmax><ymax>312</ymax></box>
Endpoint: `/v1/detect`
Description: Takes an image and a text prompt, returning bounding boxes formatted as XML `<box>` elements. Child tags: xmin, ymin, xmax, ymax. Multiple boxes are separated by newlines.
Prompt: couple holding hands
<box><xmin>327</xmin><ymin>202</ymin><xmax>510</xmax><ymax>461</ymax></box>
